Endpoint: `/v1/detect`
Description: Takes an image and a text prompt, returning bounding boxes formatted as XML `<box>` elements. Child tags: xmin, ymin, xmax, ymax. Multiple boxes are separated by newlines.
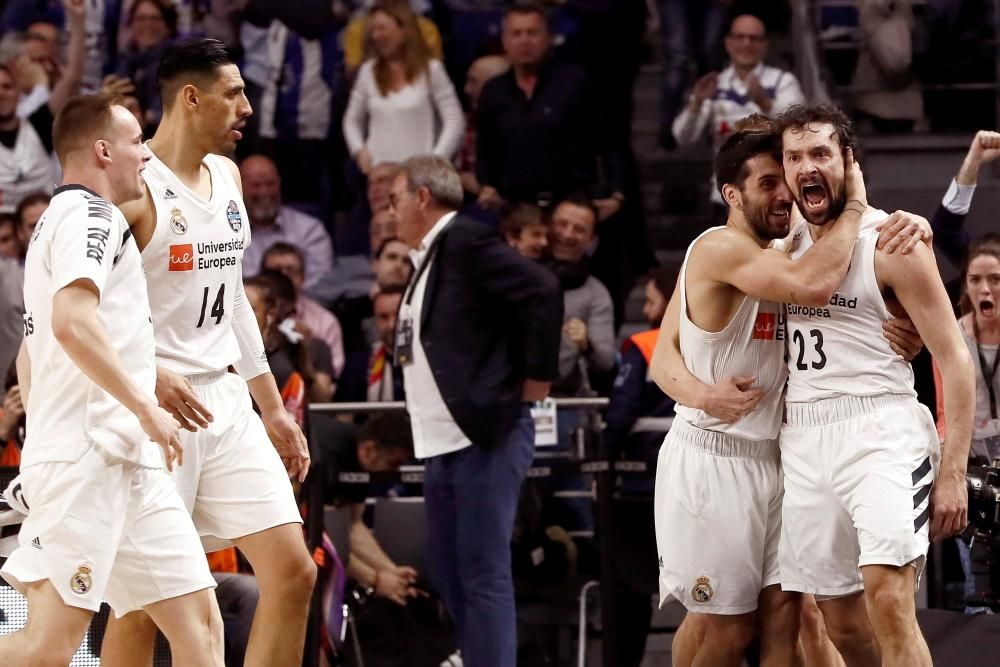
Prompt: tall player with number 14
<box><xmin>99</xmin><ymin>39</ymin><xmax>316</xmax><ymax>667</ymax></box>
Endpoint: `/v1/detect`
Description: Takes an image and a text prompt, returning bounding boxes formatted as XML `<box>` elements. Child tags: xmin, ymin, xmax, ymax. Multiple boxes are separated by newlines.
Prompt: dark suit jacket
<box><xmin>417</xmin><ymin>215</ymin><xmax>563</xmax><ymax>448</ymax></box>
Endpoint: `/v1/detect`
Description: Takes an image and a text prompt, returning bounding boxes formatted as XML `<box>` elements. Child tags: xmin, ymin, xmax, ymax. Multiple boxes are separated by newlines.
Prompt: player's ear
<box><xmin>721</xmin><ymin>183</ymin><xmax>741</xmax><ymax>210</ymax></box>
<box><xmin>181</xmin><ymin>84</ymin><xmax>199</xmax><ymax>109</ymax></box>
<box><xmin>95</xmin><ymin>139</ymin><xmax>111</xmax><ymax>163</ymax></box>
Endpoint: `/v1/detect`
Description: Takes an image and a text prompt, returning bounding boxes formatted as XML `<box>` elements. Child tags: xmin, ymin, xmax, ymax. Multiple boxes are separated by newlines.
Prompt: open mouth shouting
<box><xmin>980</xmin><ymin>297</ymin><xmax>996</xmax><ymax>319</ymax></box>
<box><xmin>799</xmin><ymin>177</ymin><xmax>829</xmax><ymax>218</ymax></box>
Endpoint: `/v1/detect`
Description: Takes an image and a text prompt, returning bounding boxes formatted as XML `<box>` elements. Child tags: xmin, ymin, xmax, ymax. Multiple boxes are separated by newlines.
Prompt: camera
<box><xmin>964</xmin><ymin>459</ymin><xmax>1000</xmax><ymax>609</ymax></box>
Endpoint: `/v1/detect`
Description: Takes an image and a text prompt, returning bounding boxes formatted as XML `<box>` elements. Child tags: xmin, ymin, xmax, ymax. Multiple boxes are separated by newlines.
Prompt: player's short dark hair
<box><xmin>776</xmin><ymin>103</ymin><xmax>857</xmax><ymax>154</ymax></box>
<box><xmin>52</xmin><ymin>93</ymin><xmax>120</xmax><ymax>163</ymax></box>
<box><xmin>261</xmin><ymin>241</ymin><xmax>306</xmax><ymax>271</ymax></box>
<box><xmin>374</xmin><ymin>236</ymin><xmax>406</xmax><ymax>260</ymax></box>
<box><xmin>714</xmin><ymin>122</ymin><xmax>782</xmax><ymax>196</ymax></box>
<box><xmin>157</xmin><ymin>38</ymin><xmax>234</xmax><ymax>109</ymax></box>
<box><xmin>500</xmin><ymin>201</ymin><xmax>546</xmax><ymax>239</ymax></box>
<box><xmin>358</xmin><ymin>413</ymin><xmax>413</xmax><ymax>455</ymax></box>
<box><xmin>505</xmin><ymin>1</ymin><xmax>549</xmax><ymax>28</ymax></box>
<box><xmin>15</xmin><ymin>192</ymin><xmax>52</xmax><ymax>225</ymax></box>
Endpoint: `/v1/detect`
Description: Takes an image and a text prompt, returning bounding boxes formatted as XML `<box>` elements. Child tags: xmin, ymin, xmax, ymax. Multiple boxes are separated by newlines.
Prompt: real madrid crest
<box><xmin>70</xmin><ymin>565</ymin><xmax>93</xmax><ymax>595</ymax></box>
<box><xmin>169</xmin><ymin>207</ymin><xmax>188</xmax><ymax>235</ymax></box>
<box><xmin>691</xmin><ymin>576</ymin><xmax>713</xmax><ymax>603</ymax></box>
<box><xmin>226</xmin><ymin>200</ymin><xmax>242</xmax><ymax>232</ymax></box>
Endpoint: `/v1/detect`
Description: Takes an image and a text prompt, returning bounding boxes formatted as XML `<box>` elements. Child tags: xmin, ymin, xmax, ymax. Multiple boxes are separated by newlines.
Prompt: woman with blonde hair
<box><xmin>342</xmin><ymin>0</ymin><xmax>464</xmax><ymax>174</ymax></box>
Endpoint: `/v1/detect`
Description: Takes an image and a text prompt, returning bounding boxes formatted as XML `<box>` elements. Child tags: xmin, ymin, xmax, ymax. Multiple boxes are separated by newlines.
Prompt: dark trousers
<box><xmin>424</xmin><ymin>409</ymin><xmax>535</xmax><ymax>667</ymax></box>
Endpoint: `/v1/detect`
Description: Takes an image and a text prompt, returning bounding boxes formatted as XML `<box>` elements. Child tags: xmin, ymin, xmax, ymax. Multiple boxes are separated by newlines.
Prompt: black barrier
<box><xmin>308</xmin><ymin>398</ymin><xmax>636</xmax><ymax>667</ymax></box>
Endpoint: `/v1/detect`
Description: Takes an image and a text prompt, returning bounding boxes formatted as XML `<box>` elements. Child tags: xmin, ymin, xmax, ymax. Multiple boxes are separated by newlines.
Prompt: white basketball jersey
<box><xmin>21</xmin><ymin>185</ymin><xmax>161</xmax><ymax>468</ymax></box>
<box><xmin>141</xmin><ymin>151</ymin><xmax>251</xmax><ymax>375</ymax></box>
<box><xmin>785</xmin><ymin>209</ymin><xmax>917</xmax><ymax>402</ymax></box>
<box><xmin>673</xmin><ymin>227</ymin><xmax>789</xmax><ymax>441</ymax></box>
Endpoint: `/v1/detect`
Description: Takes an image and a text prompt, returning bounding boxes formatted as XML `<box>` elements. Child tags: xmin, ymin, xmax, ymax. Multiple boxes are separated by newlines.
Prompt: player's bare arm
<box><xmin>52</xmin><ymin>280</ymin><xmax>184</xmax><ymax>469</ymax></box>
<box><xmin>649</xmin><ymin>280</ymin><xmax>764</xmax><ymax>423</ymax></box>
<box><xmin>246</xmin><ymin>372</ymin><xmax>311</xmax><ymax>482</ymax></box>
<box><xmin>877</xmin><ymin>242</ymin><xmax>975</xmax><ymax>541</ymax></box>
<box><xmin>118</xmin><ymin>182</ymin><xmax>157</xmax><ymax>251</ymax></box>
<box><xmin>701</xmin><ymin>153</ymin><xmax>867</xmax><ymax>307</ymax></box>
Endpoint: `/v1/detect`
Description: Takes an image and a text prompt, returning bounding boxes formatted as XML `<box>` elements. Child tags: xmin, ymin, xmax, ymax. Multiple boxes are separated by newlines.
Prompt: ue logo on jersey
<box><xmin>227</xmin><ymin>200</ymin><xmax>242</xmax><ymax>232</ymax></box>
<box><xmin>752</xmin><ymin>312</ymin><xmax>776</xmax><ymax>340</ymax></box>
<box><xmin>169</xmin><ymin>244</ymin><xmax>194</xmax><ymax>271</ymax></box>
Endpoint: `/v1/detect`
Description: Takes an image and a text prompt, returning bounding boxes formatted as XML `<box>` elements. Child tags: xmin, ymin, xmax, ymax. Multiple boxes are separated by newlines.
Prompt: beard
<box><xmin>745</xmin><ymin>200</ymin><xmax>792</xmax><ymax>241</ymax></box>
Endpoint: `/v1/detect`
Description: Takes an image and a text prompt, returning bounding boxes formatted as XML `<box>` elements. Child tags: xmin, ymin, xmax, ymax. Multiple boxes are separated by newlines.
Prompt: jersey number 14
<box><xmin>197</xmin><ymin>284</ymin><xmax>225</xmax><ymax>327</ymax></box>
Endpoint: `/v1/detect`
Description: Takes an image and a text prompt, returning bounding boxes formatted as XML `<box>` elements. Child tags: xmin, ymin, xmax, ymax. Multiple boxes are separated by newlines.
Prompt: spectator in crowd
<box><xmin>336</xmin><ymin>284</ymin><xmax>407</xmax><ymax>403</ymax></box>
<box><xmin>261</xmin><ymin>243</ymin><xmax>345</xmax><ymax>393</ymax></box>
<box><xmin>546</xmin><ymin>196</ymin><xmax>615</xmax><ymax>398</ymax></box>
<box><xmin>603</xmin><ymin>264</ymin><xmax>677</xmax><ymax>667</ymax></box>
<box><xmin>0</xmin><ymin>0</ymin><xmax>85</xmax><ymax>213</ymax></box>
<box><xmin>253</xmin><ymin>18</ymin><xmax>341</xmax><ymax>214</ymax></box>
<box><xmin>0</xmin><ymin>364</ymin><xmax>24</xmax><ymax>465</ymax></box>
<box><xmin>931</xmin><ymin>130</ymin><xmax>1000</xmax><ymax>277</ymax></box>
<box><xmin>0</xmin><ymin>214</ymin><xmax>20</xmax><ymax>258</ymax></box>
<box><xmin>651</xmin><ymin>0</ymin><xmax>726</xmax><ymax>149</ymax></box>
<box><xmin>372</xmin><ymin>235</ymin><xmax>412</xmax><ymax>291</ymax></box>
<box><xmin>0</xmin><ymin>256</ymin><xmax>22</xmax><ymax>392</ymax></box>
<box><xmin>116</xmin><ymin>0</ymin><xmax>177</xmax><ymax>128</ymax></box>
<box><xmin>456</xmin><ymin>54</ymin><xmax>508</xmax><ymax>198</ymax></box>
<box><xmin>672</xmin><ymin>13</ymin><xmax>804</xmax><ymax>215</ymax></box>
<box><xmin>314</xmin><ymin>412</ymin><xmax>418</xmax><ymax>602</ymax></box>
<box><xmin>501</xmin><ymin>200</ymin><xmax>547</xmax><ymax>260</ymax></box>
<box><xmin>343</xmin><ymin>1</ymin><xmax>464</xmax><ymax>175</ymax></box>
<box><xmin>14</xmin><ymin>16</ymin><xmax>62</xmax><ymax>99</ymax></box>
<box><xmin>260</xmin><ymin>241</ymin><xmax>344</xmax><ymax>384</ymax></box>
<box><xmin>369</xmin><ymin>207</ymin><xmax>398</xmax><ymax>251</ymax></box>
<box><xmin>240</xmin><ymin>154</ymin><xmax>334</xmax><ymax>291</ymax></box>
<box><xmin>389</xmin><ymin>155</ymin><xmax>561</xmax><ymax>667</ymax></box>
<box><xmin>245</xmin><ymin>271</ymin><xmax>335</xmax><ymax>407</ymax></box>
<box><xmin>475</xmin><ymin>3</ymin><xmax>625</xmax><ymax>218</ymax></box>
<box><xmin>14</xmin><ymin>191</ymin><xmax>50</xmax><ymax>259</ymax></box>
<box><xmin>933</xmin><ymin>234</ymin><xmax>1000</xmax><ymax>614</ymax></box>
<box><xmin>342</xmin><ymin>0</ymin><xmax>443</xmax><ymax>77</ymax></box>
<box><xmin>339</xmin><ymin>160</ymin><xmax>401</xmax><ymax>256</ymax></box>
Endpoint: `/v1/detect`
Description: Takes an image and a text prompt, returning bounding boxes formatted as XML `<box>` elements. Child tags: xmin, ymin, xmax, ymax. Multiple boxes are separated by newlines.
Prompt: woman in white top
<box><xmin>342</xmin><ymin>1</ymin><xmax>464</xmax><ymax>174</ymax></box>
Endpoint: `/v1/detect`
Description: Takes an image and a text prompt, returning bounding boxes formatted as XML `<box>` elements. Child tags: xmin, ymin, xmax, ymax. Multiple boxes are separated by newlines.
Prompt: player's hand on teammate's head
<box><xmin>875</xmin><ymin>210</ymin><xmax>932</xmax><ymax>255</ymax></box>
<box><xmin>154</xmin><ymin>366</ymin><xmax>214</xmax><ymax>432</ymax></box>
<box><xmin>137</xmin><ymin>403</ymin><xmax>184</xmax><ymax>471</ymax></box>
<box><xmin>929</xmin><ymin>471</ymin><xmax>969</xmax><ymax>542</ymax></box>
<box><xmin>698</xmin><ymin>376</ymin><xmax>764</xmax><ymax>424</ymax></box>
<box><xmin>843</xmin><ymin>148</ymin><xmax>868</xmax><ymax>210</ymax></box>
<box><xmin>262</xmin><ymin>410</ymin><xmax>311</xmax><ymax>483</ymax></box>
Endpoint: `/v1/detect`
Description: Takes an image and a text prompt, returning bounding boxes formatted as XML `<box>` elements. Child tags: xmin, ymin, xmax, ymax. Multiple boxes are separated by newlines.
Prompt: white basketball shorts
<box><xmin>779</xmin><ymin>394</ymin><xmax>940</xmax><ymax>597</ymax></box>
<box><xmin>1</xmin><ymin>442</ymin><xmax>215</xmax><ymax>616</ymax></box>
<box><xmin>173</xmin><ymin>371</ymin><xmax>302</xmax><ymax>551</ymax></box>
<box><xmin>654</xmin><ymin>419</ymin><xmax>782</xmax><ymax>615</ymax></box>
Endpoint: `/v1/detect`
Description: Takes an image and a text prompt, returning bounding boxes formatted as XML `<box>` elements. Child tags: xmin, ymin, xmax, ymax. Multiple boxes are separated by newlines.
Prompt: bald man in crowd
<box><xmin>458</xmin><ymin>55</ymin><xmax>509</xmax><ymax>197</ymax></box>
<box><xmin>240</xmin><ymin>154</ymin><xmax>334</xmax><ymax>291</ymax></box>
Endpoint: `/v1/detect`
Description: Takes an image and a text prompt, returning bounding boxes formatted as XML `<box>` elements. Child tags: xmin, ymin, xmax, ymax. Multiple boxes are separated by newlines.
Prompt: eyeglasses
<box><xmin>728</xmin><ymin>33</ymin><xmax>766</xmax><ymax>43</ymax></box>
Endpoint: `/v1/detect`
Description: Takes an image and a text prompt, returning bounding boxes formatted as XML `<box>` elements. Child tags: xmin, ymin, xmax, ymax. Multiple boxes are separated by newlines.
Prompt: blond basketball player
<box><xmin>98</xmin><ymin>40</ymin><xmax>316</xmax><ymax>667</ymax></box>
<box><xmin>0</xmin><ymin>94</ymin><xmax>223</xmax><ymax>666</ymax></box>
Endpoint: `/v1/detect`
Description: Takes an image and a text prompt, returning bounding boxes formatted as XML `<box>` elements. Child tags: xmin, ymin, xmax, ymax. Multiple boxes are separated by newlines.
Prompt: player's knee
<box><xmin>799</xmin><ymin>597</ymin><xmax>826</xmax><ymax>639</ymax></box>
<box><xmin>283</xmin><ymin>549</ymin><xmax>317</xmax><ymax>598</ymax></box>
<box><xmin>823</xmin><ymin>610</ymin><xmax>872</xmax><ymax>650</ymax></box>
<box><xmin>23</xmin><ymin>634</ymin><xmax>80</xmax><ymax>667</ymax></box>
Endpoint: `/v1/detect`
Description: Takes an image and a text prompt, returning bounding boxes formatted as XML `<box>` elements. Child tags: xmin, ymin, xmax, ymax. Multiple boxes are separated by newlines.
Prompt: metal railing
<box><xmin>304</xmin><ymin>396</ymin><xmax>657</xmax><ymax>667</ymax></box>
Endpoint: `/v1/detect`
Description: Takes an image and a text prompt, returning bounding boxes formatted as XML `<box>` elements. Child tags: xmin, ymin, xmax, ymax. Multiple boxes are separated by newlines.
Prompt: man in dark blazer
<box><xmin>388</xmin><ymin>155</ymin><xmax>563</xmax><ymax>667</ymax></box>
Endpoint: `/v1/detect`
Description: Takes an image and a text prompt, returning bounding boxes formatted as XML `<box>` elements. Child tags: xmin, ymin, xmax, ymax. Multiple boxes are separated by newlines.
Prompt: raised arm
<box><xmin>879</xmin><ymin>242</ymin><xmax>975</xmax><ymax>541</ymax></box>
<box><xmin>46</xmin><ymin>0</ymin><xmax>86</xmax><ymax>115</ymax></box>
